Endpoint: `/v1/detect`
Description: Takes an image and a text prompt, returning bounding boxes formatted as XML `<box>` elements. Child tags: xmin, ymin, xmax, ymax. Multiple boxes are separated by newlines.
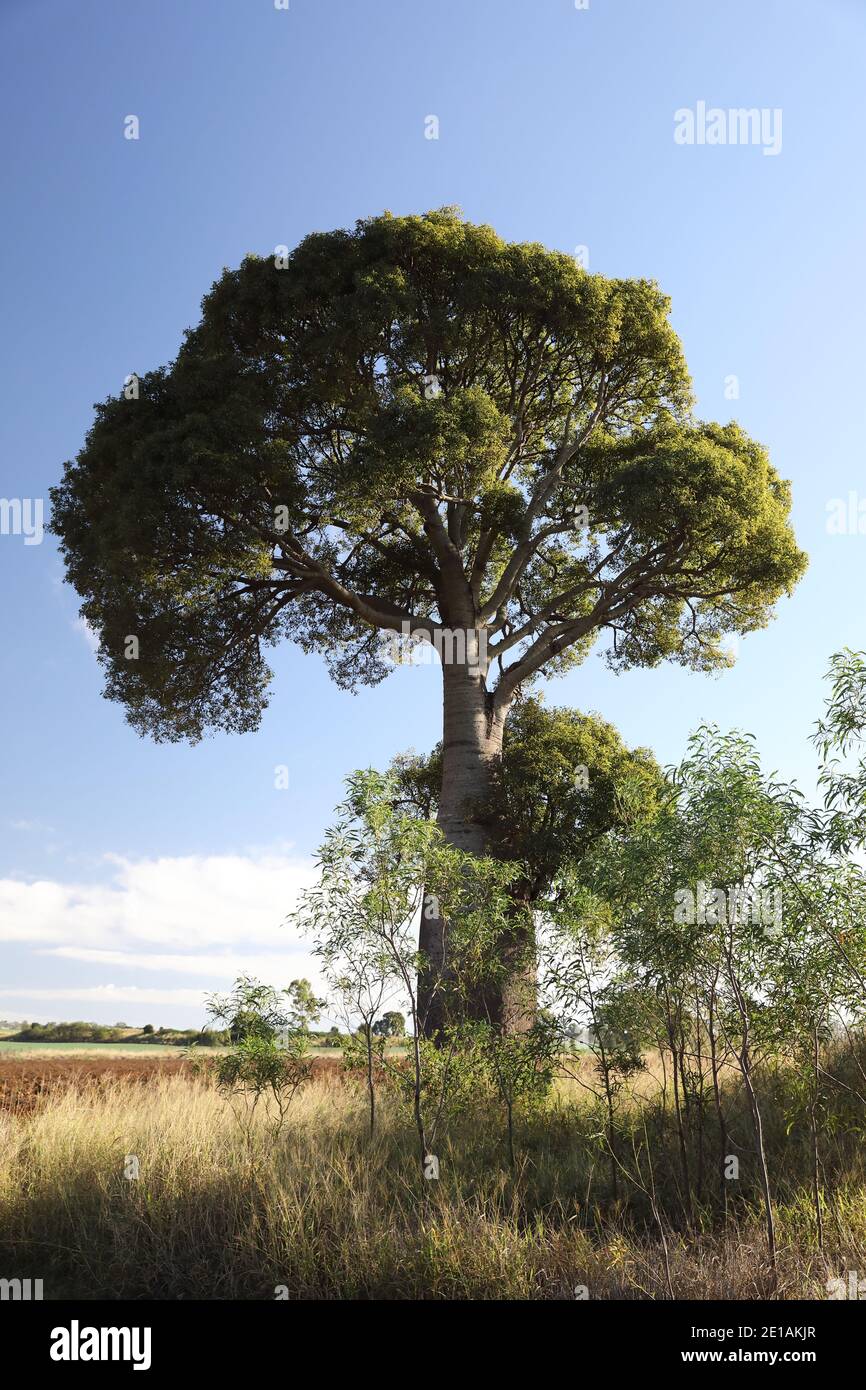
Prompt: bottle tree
<box><xmin>51</xmin><ymin>209</ymin><xmax>806</xmax><ymax>1029</ymax></box>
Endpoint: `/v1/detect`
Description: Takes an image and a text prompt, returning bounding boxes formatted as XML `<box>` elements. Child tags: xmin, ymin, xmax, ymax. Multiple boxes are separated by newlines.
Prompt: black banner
<box><xmin>4</xmin><ymin>1298</ymin><xmax>859</xmax><ymax>1376</ymax></box>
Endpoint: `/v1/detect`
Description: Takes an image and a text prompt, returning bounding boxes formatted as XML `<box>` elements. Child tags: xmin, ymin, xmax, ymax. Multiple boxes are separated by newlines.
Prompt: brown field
<box><xmin>0</xmin><ymin>1053</ymin><xmax>345</xmax><ymax>1117</ymax></box>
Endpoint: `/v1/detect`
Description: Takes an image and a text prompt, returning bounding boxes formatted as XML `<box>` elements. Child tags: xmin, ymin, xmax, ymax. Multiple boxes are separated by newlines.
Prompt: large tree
<box><xmin>51</xmin><ymin>208</ymin><xmax>806</xmax><ymax>1027</ymax></box>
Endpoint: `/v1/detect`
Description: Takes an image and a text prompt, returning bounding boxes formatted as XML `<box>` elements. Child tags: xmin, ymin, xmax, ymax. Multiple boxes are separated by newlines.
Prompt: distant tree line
<box><xmin>11</xmin><ymin>1021</ymin><xmax>227</xmax><ymax>1045</ymax></box>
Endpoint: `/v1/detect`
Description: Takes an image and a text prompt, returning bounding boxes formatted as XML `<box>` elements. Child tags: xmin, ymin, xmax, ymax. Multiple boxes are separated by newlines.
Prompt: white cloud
<box><xmin>0</xmin><ymin>851</ymin><xmax>315</xmax><ymax>949</ymax></box>
<box><xmin>0</xmin><ymin>850</ymin><xmax>322</xmax><ymax>1018</ymax></box>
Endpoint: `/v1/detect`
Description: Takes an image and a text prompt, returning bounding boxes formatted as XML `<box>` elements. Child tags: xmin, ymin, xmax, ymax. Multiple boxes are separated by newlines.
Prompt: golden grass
<box><xmin>1</xmin><ymin>1064</ymin><xmax>864</xmax><ymax>1300</ymax></box>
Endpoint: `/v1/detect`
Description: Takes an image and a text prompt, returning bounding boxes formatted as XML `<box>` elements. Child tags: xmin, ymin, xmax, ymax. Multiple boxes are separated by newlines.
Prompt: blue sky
<box><xmin>1</xmin><ymin>0</ymin><xmax>865</xmax><ymax>1026</ymax></box>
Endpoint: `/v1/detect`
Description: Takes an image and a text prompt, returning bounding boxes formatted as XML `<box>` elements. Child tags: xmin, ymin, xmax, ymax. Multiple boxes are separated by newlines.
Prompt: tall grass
<box><xmin>1</xmin><ymin>1055</ymin><xmax>864</xmax><ymax>1300</ymax></box>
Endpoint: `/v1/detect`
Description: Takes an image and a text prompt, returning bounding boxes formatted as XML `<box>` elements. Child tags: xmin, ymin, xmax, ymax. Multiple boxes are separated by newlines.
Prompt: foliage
<box><xmin>393</xmin><ymin>696</ymin><xmax>663</xmax><ymax>903</ymax></box>
<box><xmin>51</xmin><ymin>209</ymin><xmax>805</xmax><ymax>743</ymax></box>
<box><xmin>293</xmin><ymin>768</ymin><xmax>521</xmax><ymax>1164</ymax></box>
<box><xmin>472</xmin><ymin>1017</ymin><xmax>560</xmax><ymax>1168</ymax></box>
<box><xmin>204</xmin><ymin>977</ymin><xmax>323</xmax><ymax>1143</ymax></box>
<box><xmin>372</xmin><ymin>1011</ymin><xmax>406</xmax><ymax>1037</ymax></box>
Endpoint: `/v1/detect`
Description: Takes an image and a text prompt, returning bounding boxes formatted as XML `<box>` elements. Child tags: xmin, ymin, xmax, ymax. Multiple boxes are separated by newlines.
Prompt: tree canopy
<box><xmin>51</xmin><ymin>208</ymin><xmax>806</xmax><ymax>742</ymax></box>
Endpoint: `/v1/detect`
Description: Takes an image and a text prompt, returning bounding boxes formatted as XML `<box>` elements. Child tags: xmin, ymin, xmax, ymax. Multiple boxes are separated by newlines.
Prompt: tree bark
<box><xmin>436</xmin><ymin>659</ymin><xmax>502</xmax><ymax>858</ymax></box>
<box><xmin>417</xmin><ymin>658</ymin><xmax>533</xmax><ymax>1035</ymax></box>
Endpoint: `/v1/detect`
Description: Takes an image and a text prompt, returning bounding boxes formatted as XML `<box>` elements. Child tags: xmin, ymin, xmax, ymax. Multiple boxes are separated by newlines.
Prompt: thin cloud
<box><xmin>0</xmin><ymin>851</ymin><xmax>315</xmax><ymax>949</ymax></box>
<box><xmin>40</xmin><ymin>947</ymin><xmax>313</xmax><ymax>981</ymax></box>
<box><xmin>0</xmin><ymin>985</ymin><xmax>206</xmax><ymax>1007</ymax></box>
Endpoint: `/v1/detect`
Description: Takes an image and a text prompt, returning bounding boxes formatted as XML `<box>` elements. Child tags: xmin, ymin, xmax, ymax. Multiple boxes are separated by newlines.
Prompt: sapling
<box><xmin>204</xmin><ymin>976</ymin><xmax>323</xmax><ymax>1154</ymax></box>
<box><xmin>293</xmin><ymin>769</ymin><xmax>517</xmax><ymax>1174</ymax></box>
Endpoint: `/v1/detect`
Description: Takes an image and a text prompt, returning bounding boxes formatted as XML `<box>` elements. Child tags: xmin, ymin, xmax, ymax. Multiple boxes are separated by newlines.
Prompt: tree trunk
<box><xmin>436</xmin><ymin>660</ymin><xmax>501</xmax><ymax>856</ymax></box>
<box><xmin>418</xmin><ymin>659</ymin><xmax>533</xmax><ymax>1034</ymax></box>
<box><xmin>810</xmin><ymin>1023</ymin><xmax>824</xmax><ymax>1252</ymax></box>
<box><xmin>707</xmin><ymin>987</ymin><xmax>729</xmax><ymax>1212</ymax></box>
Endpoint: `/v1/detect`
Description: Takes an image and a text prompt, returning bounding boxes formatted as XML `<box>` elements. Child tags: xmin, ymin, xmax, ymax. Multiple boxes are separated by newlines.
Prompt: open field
<box><xmin>0</xmin><ymin>1040</ymin><xmax>192</xmax><ymax>1057</ymax></box>
<box><xmin>0</xmin><ymin>1052</ymin><xmax>343</xmax><ymax>1118</ymax></box>
<box><xmin>0</xmin><ymin>1039</ymin><xmax>400</xmax><ymax>1057</ymax></box>
<box><xmin>1</xmin><ymin>1049</ymin><xmax>864</xmax><ymax>1300</ymax></box>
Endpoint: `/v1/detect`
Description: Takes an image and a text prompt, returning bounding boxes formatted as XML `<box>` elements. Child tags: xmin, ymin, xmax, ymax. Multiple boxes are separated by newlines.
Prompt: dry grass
<box><xmin>1</xmin><ymin>1058</ymin><xmax>864</xmax><ymax>1300</ymax></box>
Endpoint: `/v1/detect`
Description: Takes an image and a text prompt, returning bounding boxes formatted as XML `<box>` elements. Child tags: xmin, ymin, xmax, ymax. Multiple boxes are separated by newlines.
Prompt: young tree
<box><xmin>320</xmin><ymin>940</ymin><xmax>393</xmax><ymax>1139</ymax></box>
<box><xmin>205</xmin><ymin>976</ymin><xmax>323</xmax><ymax>1152</ymax></box>
<box><xmin>50</xmin><ymin>209</ymin><xmax>806</xmax><ymax>1025</ymax></box>
<box><xmin>474</xmin><ymin>1016</ymin><xmax>559</xmax><ymax>1171</ymax></box>
<box><xmin>813</xmin><ymin>649</ymin><xmax>866</xmax><ymax>857</ymax></box>
<box><xmin>293</xmin><ymin>769</ymin><xmax>518</xmax><ymax>1171</ymax></box>
<box><xmin>542</xmin><ymin>886</ymin><xmax>646</xmax><ymax>1199</ymax></box>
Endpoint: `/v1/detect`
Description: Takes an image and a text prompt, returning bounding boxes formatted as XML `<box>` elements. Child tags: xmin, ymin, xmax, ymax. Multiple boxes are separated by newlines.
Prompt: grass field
<box><xmin>0</xmin><ymin>1047</ymin><xmax>864</xmax><ymax>1300</ymax></box>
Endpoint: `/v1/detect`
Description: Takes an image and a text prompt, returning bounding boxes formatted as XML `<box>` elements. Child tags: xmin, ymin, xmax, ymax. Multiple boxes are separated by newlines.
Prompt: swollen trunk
<box><xmin>418</xmin><ymin>662</ymin><xmax>534</xmax><ymax>1034</ymax></box>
